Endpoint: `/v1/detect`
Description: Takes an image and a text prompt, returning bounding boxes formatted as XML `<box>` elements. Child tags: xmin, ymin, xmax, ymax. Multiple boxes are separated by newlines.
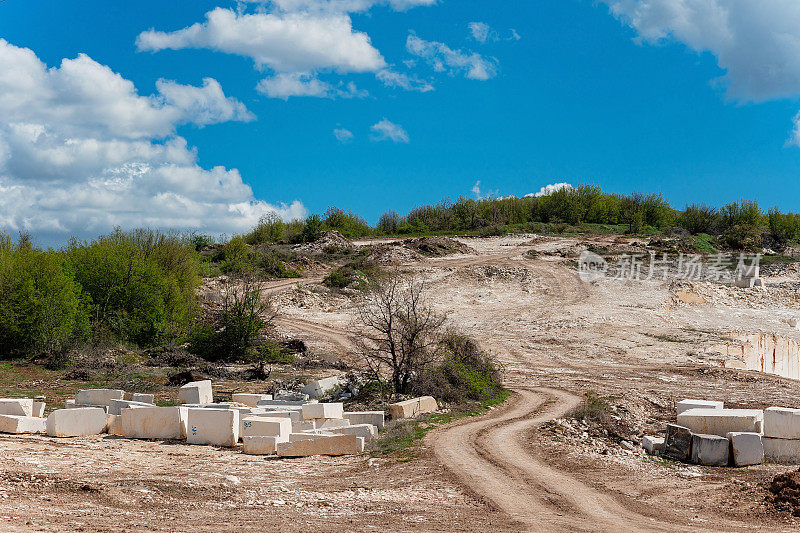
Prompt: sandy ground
<box><xmin>4</xmin><ymin>234</ymin><xmax>800</xmax><ymax>531</ymax></box>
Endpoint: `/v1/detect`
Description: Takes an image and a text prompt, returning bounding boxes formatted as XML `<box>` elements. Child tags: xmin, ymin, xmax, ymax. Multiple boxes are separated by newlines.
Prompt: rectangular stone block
<box><xmin>108</xmin><ymin>399</ymin><xmax>155</xmax><ymax>416</ymax></box>
<box><xmin>132</xmin><ymin>393</ymin><xmax>155</xmax><ymax>404</ymax></box>
<box><xmin>641</xmin><ymin>435</ymin><xmax>665</xmax><ymax>455</ymax></box>
<box><xmin>763</xmin><ymin>437</ymin><xmax>800</xmax><ymax>464</ymax></box>
<box><xmin>663</xmin><ymin>424</ymin><xmax>692</xmax><ymax>461</ymax></box>
<box><xmin>0</xmin><ymin>399</ymin><xmax>33</xmax><ymax>417</ymax></box>
<box><xmin>314</xmin><ymin>418</ymin><xmax>350</xmax><ymax>430</ymax></box>
<box><xmin>0</xmin><ymin>415</ymin><xmax>46</xmax><ymax>434</ymax></box>
<box><xmin>32</xmin><ymin>401</ymin><xmax>45</xmax><ymax>418</ymax></box>
<box><xmin>344</xmin><ymin>411</ymin><xmax>385</xmax><ymax>430</ymax></box>
<box><xmin>257</xmin><ymin>400</ymin><xmax>314</xmax><ymax>408</ymax></box>
<box><xmin>302</xmin><ymin>403</ymin><xmax>344</xmax><ymax>420</ymax></box>
<box><xmin>293</xmin><ymin>419</ymin><xmax>316</xmax><ymax>432</ymax></box>
<box><xmin>691</xmin><ymin>433</ymin><xmax>729</xmax><ymax>466</ymax></box>
<box><xmin>389</xmin><ymin>397</ymin><xmax>438</xmax><ymax>419</ymax></box>
<box><xmin>65</xmin><ymin>399</ymin><xmax>75</xmax><ymax>408</ymax></box>
<box><xmin>241</xmin><ymin>416</ymin><xmax>291</xmax><ymax>439</ymax></box>
<box><xmin>231</xmin><ymin>393</ymin><xmax>272</xmax><ymax>407</ymax></box>
<box><xmin>178</xmin><ymin>380</ymin><xmax>213</xmax><ymax>405</ymax></box>
<box><xmin>331</xmin><ymin>424</ymin><xmax>377</xmax><ymax>442</ymax></box>
<box><xmin>289</xmin><ymin>431</ymin><xmax>335</xmax><ymax>441</ymax></box>
<box><xmin>122</xmin><ymin>406</ymin><xmax>188</xmax><ymax>440</ymax></box>
<box><xmin>764</xmin><ymin>407</ymin><xmax>800</xmax><ymax>439</ymax></box>
<box><xmin>727</xmin><ymin>432</ymin><xmax>763</xmax><ymax>466</ymax></box>
<box><xmin>676</xmin><ymin>399</ymin><xmax>724</xmax><ymax>415</ymax></box>
<box><xmin>677</xmin><ymin>408</ymin><xmax>763</xmax><ymax>437</ymax></box>
<box><xmin>301</xmin><ymin>376</ymin><xmax>346</xmax><ymax>399</ymax></box>
<box><xmin>105</xmin><ymin>414</ymin><xmax>125</xmax><ymax>436</ymax></box>
<box><xmin>75</xmin><ymin>389</ymin><xmax>124</xmax><ymax>407</ymax></box>
<box><xmin>278</xmin><ymin>434</ymin><xmax>364</xmax><ymax>457</ymax></box>
<box><xmin>46</xmin><ymin>408</ymin><xmax>107</xmax><ymax>437</ymax></box>
<box><xmin>243</xmin><ymin>435</ymin><xmax>285</xmax><ymax>455</ymax></box>
<box><xmin>186</xmin><ymin>408</ymin><xmax>238</xmax><ymax>447</ymax></box>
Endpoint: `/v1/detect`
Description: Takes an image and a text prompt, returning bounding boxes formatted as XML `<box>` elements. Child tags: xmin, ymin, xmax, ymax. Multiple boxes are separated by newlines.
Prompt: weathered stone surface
<box><xmin>0</xmin><ymin>399</ymin><xmax>33</xmax><ymax>417</ymax></box>
<box><xmin>301</xmin><ymin>376</ymin><xmax>346</xmax><ymax>399</ymax></box>
<box><xmin>0</xmin><ymin>415</ymin><xmax>46</xmax><ymax>434</ymax></box>
<box><xmin>122</xmin><ymin>406</ymin><xmax>188</xmax><ymax>440</ymax></box>
<box><xmin>314</xmin><ymin>418</ymin><xmax>350</xmax><ymax>430</ymax></box>
<box><xmin>46</xmin><ymin>408</ymin><xmax>107</xmax><ymax>437</ymax></box>
<box><xmin>676</xmin><ymin>399</ymin><xmax>724</xmax><ymax>415</ymax></box>
<box><xmin>302</xmin><ymin>403</ymin><xmax>344</xmax><ymax>420</ymax></box>
<box><xmin>278</xmin><ymin>434</ymin><xmax>364</xmax><ymax>456</ymax></box>
<box><xmin>178</xmin><ymin>380</ymin><xmax>213</xmax><ymax>405</ymax></box>
<box><xmin>108</xmin><ymin>399</ymin><xmax>154</xmax><ymax>416</ymax></box>
<box><xmin>344</xmin><ymin>411</ymin><xmax>385</xmax><ymax>430</ymax></box>
<box><xmin>243</xmin><ymin>435</ymin><xmax>285</xmax><ymax>455</ymax></box>
<box><xmin>677</xmin><ymin>408</ymin><xmax>763</xmax><ymax>437</ymax></box>
<box><xmin>764</xmin><ymin>407</ymin><xmax>800</xmax><ymax>439</ymax></box>
<box><xmin>288</xmin><ymin>431</ymin><xmax>335</xmax><ymax>441</ymax></box>
<box><xmin>691</xmin><ymin>433</ymin><xmax>729</xmax><ymax>466</ymax></box>
<box><xmin>389</xmin><ymin>397</ymin><xmax>438</xmax><ymax>419</ymax></box>
<box><xmin>663</xmin><ymin>424</ymin><xmax>693</xmax><ymax>461</ymax></box>
<box><xmin>65</xmin><ymin>399</ymin><xmax>75</xmax><ymax>408</ymax></box>
<box><xmin>186</xmin><ymin>408</ymin><xmax>238</xmax><ymax>447</ymax></box>
<box><xmin>331</xmin><ymin>424</ymin><xmax>377</xmax><ymax>441</ymax></box>
<box><xmin>241</xmin><ymin>416</ymin><xmax>291</xmax><ymax>439</ymax></box>
<box><xmin>258</xmin><ymin>400</ymin><xmax>315</xmax><ymax>408</ymax></box>
<box><xmin>727</xmin><ymin>432</ymin><xmax>763</xmax><ymax>466</ymax></box>
<box><xmin>75</xmin><ymin>389</ymin><xmax>124</xmax><ymax>408</ymax></box>
<box><xmin>132</xmin><ymin>393</ymin><xmax>155</xmax><ymax>404</ymax></box>
<box><xmin>105</xmin><ymin>414</ymin><xmax>125</xmax><ymax>436</ymax></box>
<box><xmin>641</xmin><ymin>435</ymin><xmax>665</xmax><ymax>455</ymax></box>
<box><xmin>763</xmin><ymin>437</ymin><xmax>800</xmax><ymax>464</ymax></box>
<box><xmin>32</xmin><ymin>401</ymin><xmax>45</xmax><ymax>418</ymax></box>
<box><xmin>231</xmin><ymin>393</ymin><xmax>272</xmax><ymax>407</ymax></box>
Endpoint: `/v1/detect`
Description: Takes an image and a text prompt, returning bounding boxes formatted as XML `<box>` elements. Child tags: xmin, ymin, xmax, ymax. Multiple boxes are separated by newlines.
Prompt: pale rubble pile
<box><xmin>641</xmin><ymin>398</ymin><xmax>800</xmax><ymax>467</ymax></box>
<box><xmin>0</xmin><ymin>379</ymin><xmax>439</xmax><ymax>459</ymax></box>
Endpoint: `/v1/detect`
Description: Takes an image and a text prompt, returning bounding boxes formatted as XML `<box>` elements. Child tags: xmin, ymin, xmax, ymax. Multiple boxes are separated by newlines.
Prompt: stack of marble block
<box><xmin>0</xmin><ymin>398</ymin><xmax>47</xmax><ymax>434</ymax></box>
<box><xmin>642</xmin><ymin>399</ymin><xmax>800</xmax><ymax>466</ymax></box>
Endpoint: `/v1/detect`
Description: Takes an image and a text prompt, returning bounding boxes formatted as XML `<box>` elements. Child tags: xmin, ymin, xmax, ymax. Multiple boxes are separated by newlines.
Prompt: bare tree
<box><xmin>354</xmin><ymin>273</ymin><xmax>446</xmax><ymax>395</ymax></box>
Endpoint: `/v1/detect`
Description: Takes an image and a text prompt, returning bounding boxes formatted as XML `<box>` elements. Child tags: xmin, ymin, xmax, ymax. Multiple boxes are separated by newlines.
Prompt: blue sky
<box><xmin>2</xmin><ymin>0</ymin><xmax>800</xmax><ymax>243</ymax></box>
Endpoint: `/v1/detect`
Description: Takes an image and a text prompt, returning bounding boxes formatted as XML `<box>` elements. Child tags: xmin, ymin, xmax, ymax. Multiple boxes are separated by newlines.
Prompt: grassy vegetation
<box><xmin>370</xmin><ymin>390</ymin><xmax>512</xmax><ymax>458</ymax></box>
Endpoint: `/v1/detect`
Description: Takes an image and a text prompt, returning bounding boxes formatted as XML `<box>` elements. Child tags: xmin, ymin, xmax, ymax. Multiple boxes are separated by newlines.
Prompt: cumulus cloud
<box><xmin>0</xmin><ymin>39</ymin><xmax>304</xmax><ymax>242</ymax></box>
<box><xmin>137</xmin><ymin>8</ymin><xmax>386</xmax><ymax>74</ymax></box>
<box><xmin>333</xmin><ymin>128</ymin><xmax>354</xmax><ymax>142</ymax></box>
<box><xmin>524</xmin><ymin>182</ymin><xmax>574</xmax><ymax>198</ymax></box>
<box><xmin>156</xmin><ymin>78</ymin><xmax>255</xmax><ymax>125</ymax></box>
<box><xmin>406</xmin><ymin>33</ymin><xmax>497</xmax><ymax>80</ymax></box>
<box><xmin>600</xmin><ymin>0</ymin><xmax>800</xmax><ymax>102</ymax></box>
<box><xmin>370</xmin><ymin>119</ymin><xmax>409</xmax><ymax>143</ymax></box>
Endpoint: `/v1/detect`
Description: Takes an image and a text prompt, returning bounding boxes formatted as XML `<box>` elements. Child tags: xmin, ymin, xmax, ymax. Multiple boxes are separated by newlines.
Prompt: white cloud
<box><xmin>137</xmin><ymin>8</ymin><xmax>386</xmax><ymax>74</ymax></box>
<box><xmin>257</xmin><ymin>72</ymin><xmax>332</xmax><ymax>99</ymax></box>
<box><xmin>334</xmin><ymin>128</ymin><xmax>354</xmax><ymax>142</ymax></box>
<box><xmin>524</xmin><ymin>182</ymin><xmax>574</xmax><ymax>198</ymax></box>
<box><xmin>406</xmin><ymin>33</ymin><xmax>497</xmax><ymax>80</ymax></box>
<box><xmin>256</xmin><ymin>72</ymin><xmax>367</xmax><ymax>99</ymax></box>
<box><xmin>370</xmin><ymin>119</ymin><xmax>409</xmax><ymax>143</ymax></box>
<box><xmin>600</xmin><ymin>0</ymin><xmax>800</xmax><ymax>102</ymax></box>
<box><xmin>376</xmin><ymin>69</ymin><xmax>434</xmax><ymax>92</ymax></box>
<box><xmin>156</xmin><ymin>77</ymin><xmax>255</xmax><ymax>125</ymax></box>
<box><xmin>266</xmin><ymin>0</ymin><xmax>436</xmax><ymax>13</ymax></box>
<box><xmin>469</xmin><ymin>22</ymin><xmax>494</xmax><ymax>43</ymax></box>
<box><xmin>0</xmin><ymin>39</ymin><xmax>304</xmax><ymax>242</ymax></box>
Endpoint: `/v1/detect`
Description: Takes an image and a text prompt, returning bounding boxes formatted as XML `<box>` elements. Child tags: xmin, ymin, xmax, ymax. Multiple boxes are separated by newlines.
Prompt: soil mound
<box><xmin>295</xmin><ymin>231</ymin><xmax>356</xmax><ymax>255</ymax></box>
<box><xmin>404</xmin><ymin>236</ymin><xmax>475</xmax><ymax>256</ymax></box>
<box><xmin>766</xmin><ymin>468</ymin><xmax>800</xmax><ymax>516</ymax></box>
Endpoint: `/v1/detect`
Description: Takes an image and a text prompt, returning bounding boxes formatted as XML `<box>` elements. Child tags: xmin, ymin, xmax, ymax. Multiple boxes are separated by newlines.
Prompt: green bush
<box><xmin>323</xmin><ymin>207</ymin><xmax>372</xmax><ymax>238</ymax></box>
<box><xmin>413</xmin><ymin>333</ymin><xmax>504</xmax><ymax>404</ymax></box>
<box><xmin>246</xmin><ymin>213</ymin><xmax>286</xmax><ymax>244</ymax></box>
<box><xmin>217</xmin><ymin>236</ymin><xmax>252</xmax><ymax>274</ymax></box>
<box><xmin>188</xmin><ymin>278</ymin><xmax>270</xmax><ymax>362</ymax></box>
<box><xmin>0</xmin><ymin>235</ymin><xmax>88</xmax><ymax>357</ymax></box>
<box><xmin>679</xmin><ymin>204</ymin><xmax>718</xmax><ymax>235</ymax></box>
<box><xmin>377</xmin><ymin>210</ymin><xmax>400</xmax><ymax>234</ymax></box>
<box><xmin>65</xmin><ymin>228</ymin><xmax>200</xmax><ymax>346</ymax></box>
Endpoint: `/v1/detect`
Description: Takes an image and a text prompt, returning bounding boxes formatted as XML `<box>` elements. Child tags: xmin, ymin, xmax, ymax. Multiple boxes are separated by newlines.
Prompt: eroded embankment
<box><xmin>712</xmin><ymin>332</ymin><xmax>800</xmax><ymax>380</ymax></box>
